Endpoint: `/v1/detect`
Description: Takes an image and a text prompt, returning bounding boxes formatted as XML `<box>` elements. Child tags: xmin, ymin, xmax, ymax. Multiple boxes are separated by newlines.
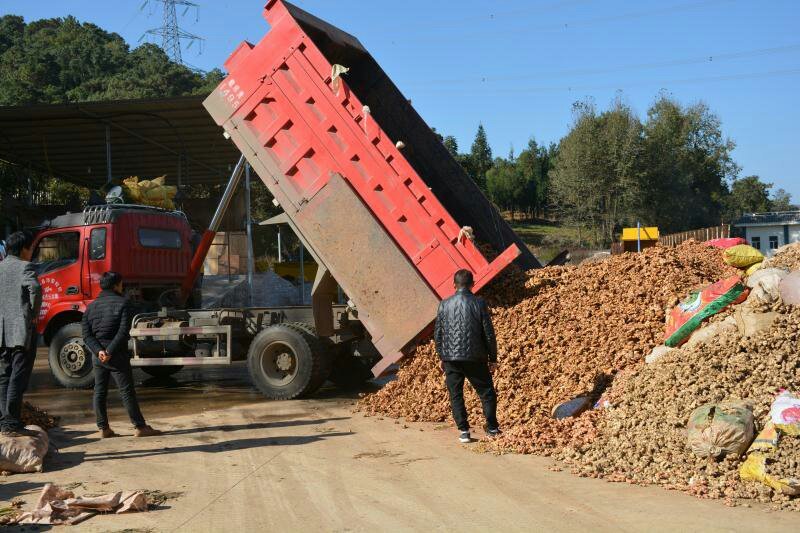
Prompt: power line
<box><xmin>390</xmin><ymin>0</ymin><xmax>594</xmax><ymax>31</ymax></box>
<box><xmin>406</xmin><ymin>43</ymin><xmax>800</xmax><ymax>85</ymax></box>
<box><xmin>446</xmin><ymin>67</ymin><xmax>800</xmax><ymax>94</ymax></box>
<box><xmin>396</xmin><ymin>0</ymin><xmax>736</xmax><ymax>40</ymax></box>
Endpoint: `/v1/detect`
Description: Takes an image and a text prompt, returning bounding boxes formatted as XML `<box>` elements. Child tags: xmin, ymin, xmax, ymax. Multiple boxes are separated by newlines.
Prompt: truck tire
<box><xmin>246</xmin><ymin>323</ymin><xmax>332</xmax><ymax>400</ymax></box>
<box><xmin>281</xmin><ymin>322</ymin><xmax>334</xmax><ymax>389</ymax></box>
<box><xmin>49</xmin><ymin>323</ymin><xmax>94</xmax><ymax>389</ymax></box>
<box><xmin>141</xmin><ymin>366</ymin><xmax>184</xmax><ymax>379</ymax></box>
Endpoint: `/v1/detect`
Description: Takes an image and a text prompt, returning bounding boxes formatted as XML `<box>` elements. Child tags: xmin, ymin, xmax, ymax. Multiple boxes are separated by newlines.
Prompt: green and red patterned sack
<box><xmin>664</xmin><ymin>275</ymin><xmax>749</xmax><ymax>347</ymax></box>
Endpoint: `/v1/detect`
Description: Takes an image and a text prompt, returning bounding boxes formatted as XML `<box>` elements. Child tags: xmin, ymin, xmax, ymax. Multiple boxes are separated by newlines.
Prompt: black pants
<box><xmin>443</xmin><ymin>360</ymin><xmax>498</xmax><ymax>432</ymax></box>
<box><xmin>93</xmin><ymin>355</ymin><xmax>146</xmax><ymax>430</ymax></box>
<box><xmin>0</xmin><ymin>345</ymin><xmax>36</xmax><ymax>432</ymax></box>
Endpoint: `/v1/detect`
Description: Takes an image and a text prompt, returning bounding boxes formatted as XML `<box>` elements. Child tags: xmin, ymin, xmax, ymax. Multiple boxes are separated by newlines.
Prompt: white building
<box><xmin>734</xmin><ymin>211</ymin><xmax>800</xmax><ymax>257</ymax></box>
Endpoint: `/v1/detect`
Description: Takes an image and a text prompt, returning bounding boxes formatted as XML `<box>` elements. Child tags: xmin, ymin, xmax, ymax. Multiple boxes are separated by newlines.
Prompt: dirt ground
<box><xmin>2</xmin><ymin>357</ymin><xmax>798</xmax><ymax>532</ymax></box>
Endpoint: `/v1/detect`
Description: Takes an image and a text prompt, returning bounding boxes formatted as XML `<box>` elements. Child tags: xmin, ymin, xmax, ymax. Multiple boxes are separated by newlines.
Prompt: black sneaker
<box><xmin>487</xmin><ymin>427</ymin><xmax>502</xmax><ymax>438</ymax></box>
<box><xmin>459</xmin><ymin>431</ymin><xmax>472</xmax><ymax>443</ymax></box>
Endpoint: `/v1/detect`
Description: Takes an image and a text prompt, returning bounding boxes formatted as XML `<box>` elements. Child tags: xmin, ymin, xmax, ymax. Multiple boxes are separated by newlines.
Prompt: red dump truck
<box><xmin>38</xmin><ymin>0</ymin><xmax>537</xmax><ymax>399</ymax></box>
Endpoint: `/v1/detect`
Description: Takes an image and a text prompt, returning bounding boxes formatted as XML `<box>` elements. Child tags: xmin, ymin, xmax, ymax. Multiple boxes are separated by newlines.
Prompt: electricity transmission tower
<box><xmin>141</xmin><ymin>0</ymin><xmax>203</xmax><ymax>65</ymax></box>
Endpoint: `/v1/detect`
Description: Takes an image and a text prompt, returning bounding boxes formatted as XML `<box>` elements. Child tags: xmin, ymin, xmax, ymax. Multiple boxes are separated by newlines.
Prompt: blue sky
<box><xmin>4</xmin><ymin>0</ymin><xmax>799</xmax><ymax>200</ymax></box>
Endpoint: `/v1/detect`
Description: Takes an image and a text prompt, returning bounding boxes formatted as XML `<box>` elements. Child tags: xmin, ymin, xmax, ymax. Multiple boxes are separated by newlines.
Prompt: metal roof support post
<box><xmin>226</xmin><ymin>232</ymin><xmax>232</xmax><ymax>284</ymax></box>
<box><xmin>277</xmin><ymin>226</ymin><xmax>282</xmax><ymax>263</ymax></box>
<box><xmin>245</xmin><ymin>162</ymin><xmax>255</xmax><ymax>307</ymax></box>
<box><xmin>105</xmin><ymin>124</ymin><xmax>112</xmax><ymax>184</ymax></box>
<box><xmin>178</xmin><ymin>151</ymin><xmax>184</xmax><ymax>188</ymax></box>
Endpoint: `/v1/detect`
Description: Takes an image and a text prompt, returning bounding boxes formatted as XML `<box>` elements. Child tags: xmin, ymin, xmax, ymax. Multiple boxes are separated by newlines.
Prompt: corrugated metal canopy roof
<box><xmin>0</xmin><ymin>95</ymin><xmax>241</xmax><ymax>187</ymax></box>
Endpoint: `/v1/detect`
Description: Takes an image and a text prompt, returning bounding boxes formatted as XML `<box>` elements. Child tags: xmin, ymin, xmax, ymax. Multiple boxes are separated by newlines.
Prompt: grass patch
<box><xmin>508</xmin><ymin>221</ymin><xmax>579</xmax><ymax>247</ymax></box>
<box><xmin>507</xmin><ymin>221</ymin><xmax>605</xmax><ymax>264</ymax></box>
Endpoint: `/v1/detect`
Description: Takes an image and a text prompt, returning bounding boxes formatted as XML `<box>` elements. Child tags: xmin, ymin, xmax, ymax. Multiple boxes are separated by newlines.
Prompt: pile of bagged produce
<box><xmin>121</xmin><ymin>176</ymin><xmax>177</xmax><ymax>210</ymax></box>
<box><xmin>358</xmin><ymin>240</ymin><xmax>800</xmax><ymax>509</ymax></box>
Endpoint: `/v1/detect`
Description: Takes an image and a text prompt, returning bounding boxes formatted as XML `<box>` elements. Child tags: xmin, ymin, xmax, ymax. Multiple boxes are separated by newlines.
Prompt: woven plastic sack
<box><xmin>664</xmin><ymin>276</ymin><xmax>748</xmax><ymax>347</ymax></box>
<box><xmin>0</xmin><ymin>425</ymin><xmax>49</xmax><ymax>473</ymax></box>
<box><xmin>745</xmin><ymin>261</ymin><xmax>763</xmax><ymax>276</ymax></box>
<box><xmin>122</xmin><ymin>175</ymin><xmax>176</xmax><ymax>210</ymax></box>
<box><xmin>122</xmin><ymin>176</ymin><xmax>143</xmax><ymax>202</ymax></box>
<box><xmin>779</xmin><ymin>271</ymin><xmax>800</xmax><ymax>306</ymax></box>
<box><xmin>770</xmin><ymin>390</ymin><xmax>800</xmax><ymax>436</ymax></box>
<box><xmin>552</xmin><ymin>396</ymin><xmax>593</xmax><ymax>420</ymax></box>
<box><xmin>746</xmin><ymin>268</ymin><xmax>789</xmax><ymax>305</ymax></box>
<box><xmin>687</xmin><ymin>401</ymin><xmax>754</xmax><ymax>459</ymax></box>
<box><xmin>723</xmin><ymin>244</ymin><xmax>764</xmax><ymax>268</ymax></box>
<box><xmin>706</xmin><ymin>237</ymin><xmax>746</xmax><ymax>249</ymax></box>
<box><xmin>740</xmin><ymin>422</ymin><xmax>800</xmax><ymax>496</ymax></box>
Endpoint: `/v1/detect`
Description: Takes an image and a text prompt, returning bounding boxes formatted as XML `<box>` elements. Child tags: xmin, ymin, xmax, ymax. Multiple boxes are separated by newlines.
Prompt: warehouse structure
<box><xmin>0</xmin><ymin>95</ymin><xmax>241</xmax><ymax>231</ymax></box>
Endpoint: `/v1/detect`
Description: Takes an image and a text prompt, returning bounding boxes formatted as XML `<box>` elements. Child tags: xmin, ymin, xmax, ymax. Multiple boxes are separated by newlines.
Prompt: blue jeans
<box><xmin>0</xmin><ymin>345</ymin><xmax>36</xmax><ymax>432</ymax></box>
<box><xmin>93</xmin><ymin>354</ymin><xmax>146</xmax><ymax>430</ymax></box>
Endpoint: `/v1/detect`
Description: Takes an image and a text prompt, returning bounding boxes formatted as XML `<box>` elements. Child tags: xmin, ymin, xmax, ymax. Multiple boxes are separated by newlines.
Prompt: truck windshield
<box><xmin>33</xmin><ymin>231</ymin><xmax>80</xmax><ymax>274</ymax></box>
<box><xmin>139</xmin><ymin>228</ymin><xmax>181</xmax><ymax>249</ymax></box>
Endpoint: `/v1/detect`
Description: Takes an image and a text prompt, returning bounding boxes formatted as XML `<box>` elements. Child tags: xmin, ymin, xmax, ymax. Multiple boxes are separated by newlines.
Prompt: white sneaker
<box><xmin>459</xmin><ymin>431</ymin><xmax>472</xmax><ymax>443</ymax></box>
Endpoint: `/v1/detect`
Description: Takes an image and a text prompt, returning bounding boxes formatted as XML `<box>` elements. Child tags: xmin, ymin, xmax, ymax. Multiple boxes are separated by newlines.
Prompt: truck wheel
<box><xmin>141</xmin><ymin>366</ymin><xmax>184</xmax><ymax>379</ymax></box>
<box><xmin>281</xmin><ymin>322</ymin><xmax>334</xmax><ymax>388</ymax></box>
<box><xmin>247</xmin><ymin>323</ymin><xmax>331</xmax><ymax>400</ymax></box>
<box><xmin>48</xmin><ymin>323</ymin><xmax>94</xmax><ymax>389</ymax></box>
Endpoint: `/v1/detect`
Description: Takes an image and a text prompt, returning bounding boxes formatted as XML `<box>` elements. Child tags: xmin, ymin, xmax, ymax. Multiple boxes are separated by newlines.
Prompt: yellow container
<box><xmin>621</xmin><ymin>227</ymin><xmax>659</xmax><ymax>241</ymax></box>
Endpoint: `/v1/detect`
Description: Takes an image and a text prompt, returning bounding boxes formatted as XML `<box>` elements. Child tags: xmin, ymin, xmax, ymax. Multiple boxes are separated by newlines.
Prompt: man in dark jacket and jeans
<box><xmin>82</xmin><ymin>272</ymin><xmax>161</xmax><ymax>438</ymax></box>
<box><xmin>434</xmin><ymin>269</ymin><xmax>499</xmax><ymax>443</ymax></box>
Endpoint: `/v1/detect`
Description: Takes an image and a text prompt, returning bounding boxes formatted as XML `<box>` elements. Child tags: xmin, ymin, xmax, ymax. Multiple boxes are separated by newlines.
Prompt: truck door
<box><xmin>33</xmin><ymin>229</ymin><xmax>85</xmax><ymax>319</ymax></box>
<box><xmin>86</xmin><ymin>226</ymin><xmax>110</xmax><ymax>299</ymax></box>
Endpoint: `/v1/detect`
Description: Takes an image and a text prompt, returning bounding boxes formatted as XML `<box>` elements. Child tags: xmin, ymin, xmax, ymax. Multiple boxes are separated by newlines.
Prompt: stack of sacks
<box><xmin>122</xmin><ymin>176</ymin><xmax>177</xmax><ymax>210</ymax></box>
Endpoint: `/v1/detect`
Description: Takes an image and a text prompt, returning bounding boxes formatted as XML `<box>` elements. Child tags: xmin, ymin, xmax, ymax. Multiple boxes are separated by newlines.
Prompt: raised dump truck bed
<box><xmin>204</xmin><ymin>0</ymin><xmax>531</xmax><ymax>374</ymax></box>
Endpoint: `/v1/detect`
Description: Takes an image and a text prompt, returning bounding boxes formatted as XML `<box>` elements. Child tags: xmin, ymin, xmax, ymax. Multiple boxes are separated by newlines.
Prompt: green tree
<box><xmin>724</xmin><ymin>176</ymin><xmax>772</xmax><ymax>221</ymax></box>
<box><xmin>549</xmin><ymin>98</ymin><xmax>643</xmax><ymax>244</ymax></box>
<box><xmin>486</xmin><ymin>157</ymin><xmax>527</xmax><ymax>219</ymax></box>
<box><xmin>515</xmin><ymin>139</ymin><xmax>543</xmax><ymax>218</ymax></box>
<box><xmin>468</xmin><ymin>124</ymin><xmax>492</xmax><ymax>191</ymax></box>
<box><xmin>640</xmin><ymin>94</ymin><xmax>737</xmax><ymax>232</ymax></box>
<box><xmin>770</xmin><ymin>188</ymin><xmax>794</xmax><ymax>211</ymax></box>
<box><xmin>443</xmin><ymin>135</ymin><xmax>459</xmax><ymax>158</ymax></box>
<box><xmin>0</xmin><ymin>15</ymin><xmax>222</xmax><ymax>105</ymax></box>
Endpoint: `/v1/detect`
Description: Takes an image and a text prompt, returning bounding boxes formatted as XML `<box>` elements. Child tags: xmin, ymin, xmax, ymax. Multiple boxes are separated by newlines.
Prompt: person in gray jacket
<box><xmin>0</xmin><ymin>231</ymin><xmax>42</xmax><ymax>436</ymax></box>
<box><xmin>434</xmin><ymin>269</ymin><xmax>500</xmax><ymax>444</ymax></box>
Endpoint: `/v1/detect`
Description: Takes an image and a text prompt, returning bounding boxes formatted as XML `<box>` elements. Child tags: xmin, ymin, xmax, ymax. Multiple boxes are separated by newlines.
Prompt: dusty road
<box><xmin>2</xmin><ymin>357</ymin><xmax>798</xmax><ymax>532</ymax></box>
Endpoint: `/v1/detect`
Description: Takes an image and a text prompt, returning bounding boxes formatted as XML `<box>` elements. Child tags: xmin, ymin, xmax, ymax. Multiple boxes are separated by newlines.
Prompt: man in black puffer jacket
<box><xmin>82</xmin><ymin>272</ymin><xmax>161</xmax><ymax>438</ymax></box>
<box><xmin>434</xmin><ymin>269</ymin><xmax>499</xmax><ymax>443</ymax></box>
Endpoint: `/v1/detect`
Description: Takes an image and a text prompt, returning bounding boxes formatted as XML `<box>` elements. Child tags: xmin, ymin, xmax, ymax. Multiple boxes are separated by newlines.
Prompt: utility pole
<box><xmin>142</xmin><ymin>0</ymin><xmax>203</xmax><ymax>65</ymax></box>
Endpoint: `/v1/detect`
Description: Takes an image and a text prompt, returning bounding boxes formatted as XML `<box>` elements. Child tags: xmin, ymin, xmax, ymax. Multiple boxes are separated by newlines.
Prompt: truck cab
<box><xmin>33</xmin><ymin>204</ymin><xmax>193</xmax><ymax>388</ymax></box>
